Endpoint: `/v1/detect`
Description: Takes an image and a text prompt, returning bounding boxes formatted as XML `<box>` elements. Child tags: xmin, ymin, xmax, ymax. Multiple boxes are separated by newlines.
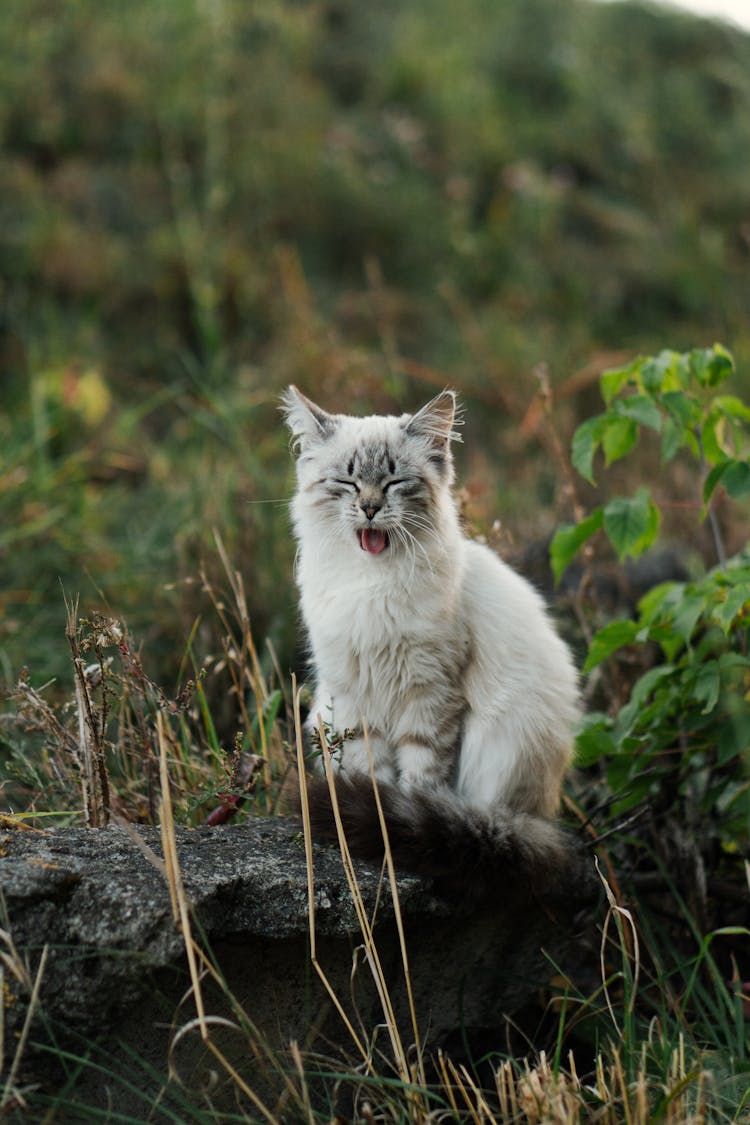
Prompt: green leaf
<box><xmin>703</xmin><ymin>460</ymin><xmax>727</xmax><ymax>503</ymax></box>
<box><xmin>612</xmin><ymin>665</ymin><xmax>680</xmax><ymax>737</ymax></box>
<box><xmin>713</xmin><ymin>394</ymin><xmax>750</xmax><ymax>423</ymax></box>
<box><xmin>603</xmin><ymin>487</ymin><xmax>661</xmax><ymax>561</ymax></box>
<box><xmin>571</xmin><ymin>415</ymin><xmax>604</xmax><ymax>485</ymax></box>
<box><xmin>703</xmin><ymin>461</ymin><xmax>726</xmax><ymax>504</ymax></box>
<box><xmin>662</xmin><ymin>390</ymin><xmax>698</xmax><ymax>428</ymax></box>
<box><xmin>717</xmin><ymin>709</ymin><xmax>750</xmax><ymax>765</ymax></box>
<box><xmin>549</xmin><ymin>509</ymin><xmax>604</xmax><ymax>584</ymax></box>
<box><xmin>584</xmin><ymin>619</ymin><xmax>640</xmax><ymax>672</ymax></box>
<box><xmin>717</xmin><ymin>652</ymin><xmax>750</xmax><ymax>674</ymax></box>
<box><xmin>660</xmin><ymin>416</ymin><xmax>684</xmax><ymax>464</ymax></box>
<box><xmin>691</xmin><ymin>660</ymin><xmax>721</xmax><ymax>715</ymax></box>
<box><xmin>600</xmin><ymin>359</ymin><xmax>640</xmax><ymax>405</ymax></box>
<box><xmin>704</xmin><ymin>459</ymin><xmax>750</xmax><ymax>503</ymax></box>
<box><xmin>614</xmin><ymin>394</ymin><xmax>662</xmax><ymax>432</ymax></box>
<box><xmin>713</xmin><ymin>586</ymin><xmax>750</xmax><ymax>634</ymax></box>
<box><xmin>637</xmin><ymin>580</ymin><xmax>682</xmax><ymax>625</ymax></box>
<box><xmin>575</xmin><ymin>718</ymin><xmax>617</xmax><ymax>767</ymax></box>
<box><xmin>639</xmin><ymin>350</ymin><xmax>679</xmax><ymax>394</ymax></box>
<box><xmin>607</xmin><ymin>770</ymin><xmax>653</xmax><ymax>815</ymax></box>
<box><xmin>700</xmin><ymin>412</ymin><xmax>728</xmax><ymax>464</ymax></box>
<box><xmin>725</xmin><ymin>563</ymin><xmax>750</xmax><ymax>586</ymax></box>
<box><xmin>602</xmin><ymin>415</ymin><xmax>638</xmax><ymax>466</ymax></box>
<box><xmin>660</xmin><ymin>391</ymin><xmax>698</xmax><ymax>464</ymax></box>
<box><xmin>722</xmin><ymin>460</ymin><xmax>750</xmax><ymax>499</ymax></box>
<box><xmin>689</xmin><ymin>345</ymin><xmax>735</xmax><ymax>388</ymax></box>
<box><xmin>628</xmin><ymin>663</ymin><xmax>676</xmax><ymax>708</ymax></box>
<box><xmin>670</xmin><ymin>592</ymin><xmax>707</xmax><ymax>648</ymax></box>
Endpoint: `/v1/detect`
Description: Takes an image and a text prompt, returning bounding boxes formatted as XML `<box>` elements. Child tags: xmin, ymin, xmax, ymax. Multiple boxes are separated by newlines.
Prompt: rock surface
<box><xmin>0</xmin><ymin>816</ymin><xmax>597</xmax><ymax>1114</ymax></box>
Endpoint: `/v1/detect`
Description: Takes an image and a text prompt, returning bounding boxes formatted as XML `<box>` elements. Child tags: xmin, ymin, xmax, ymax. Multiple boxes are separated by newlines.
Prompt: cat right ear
<box><xmin>406</xmin><ymin>389</ymin><xmax>462</xmax><ymax>447</ymax></box>
<box><xmin>281</xmin><ymin>386</ymin><xmax>338</xmax><ymax>451</ymax></box>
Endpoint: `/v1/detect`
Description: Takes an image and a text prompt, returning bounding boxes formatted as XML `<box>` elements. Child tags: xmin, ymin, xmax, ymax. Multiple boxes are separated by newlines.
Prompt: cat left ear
<box><xmin>405</xmin><ymin>390</ymin><xmax>461</xmax><ymax>447</ymax></box>
<box><xmin>281</xmin><ymin>385</ymin><xmax>338</xmax><ymax>451</ymax></box>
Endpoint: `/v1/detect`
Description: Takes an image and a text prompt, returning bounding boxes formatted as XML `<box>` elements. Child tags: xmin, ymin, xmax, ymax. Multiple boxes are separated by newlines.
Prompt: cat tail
<box><xmin>298</xmin><ymin>773</ymin><xmax>583</xmax><ymax>900</ymax></box>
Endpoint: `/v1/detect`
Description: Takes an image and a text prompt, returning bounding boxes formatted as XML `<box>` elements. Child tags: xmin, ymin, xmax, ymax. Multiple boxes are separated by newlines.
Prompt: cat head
<box><xmin>282</xmin><ymin>386</ymin><xmax>461</xmax><ymax>559</ymax></box>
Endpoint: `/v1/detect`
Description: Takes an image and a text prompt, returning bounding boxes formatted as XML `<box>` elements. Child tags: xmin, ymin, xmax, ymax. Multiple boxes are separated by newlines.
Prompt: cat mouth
<box><xmin>358</xmin><ymin>528</ymin><xmax>389</xmax><ymax>555</ymax></box>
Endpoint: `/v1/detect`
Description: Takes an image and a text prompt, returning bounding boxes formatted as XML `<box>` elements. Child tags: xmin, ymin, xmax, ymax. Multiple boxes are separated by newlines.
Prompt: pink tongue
<box><xmin>361</xmin><ymin>528</ymin><xmax>387</xmax><ymax>555</ymax></box>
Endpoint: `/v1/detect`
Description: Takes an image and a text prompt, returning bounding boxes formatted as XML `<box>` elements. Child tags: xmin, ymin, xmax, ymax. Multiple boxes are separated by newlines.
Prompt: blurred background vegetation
<box><xmin>2</xmin><ymin>0</ymin><xmax>750</xmax><ymax>696</ymax></box>
<box><xmin>3</xmin><ymin>5</ymin><xmax>750</xmax><ymax>1111</ymax></box>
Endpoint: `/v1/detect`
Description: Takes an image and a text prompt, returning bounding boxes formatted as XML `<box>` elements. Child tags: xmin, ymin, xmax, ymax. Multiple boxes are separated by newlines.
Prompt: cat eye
<box><xmin>383</xmin><ymin>478</ymin><xmax>410</xmax><ymax>491</ymax></box>
<box><xmin>334</xmin><ymin>478</ymin><xmax>359</xmax><ymax>491</ymax></box>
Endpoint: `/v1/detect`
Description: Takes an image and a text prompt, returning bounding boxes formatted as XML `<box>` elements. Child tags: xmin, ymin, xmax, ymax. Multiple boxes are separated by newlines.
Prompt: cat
<box><xmin>282</xmin><ymin>385</ymin><xmax>581</xmax><ymax>894</ymax></box>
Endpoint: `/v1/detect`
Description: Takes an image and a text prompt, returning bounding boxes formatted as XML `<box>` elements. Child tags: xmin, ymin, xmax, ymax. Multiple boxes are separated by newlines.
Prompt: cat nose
<box><xmin>360</xmin><ymin>499</ymin><xmax>382</xmax><ymax>521</ymax></box>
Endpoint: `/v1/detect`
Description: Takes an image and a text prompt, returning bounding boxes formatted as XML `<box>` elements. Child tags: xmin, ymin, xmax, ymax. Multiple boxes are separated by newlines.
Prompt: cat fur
<box><xmin>282</xmin><ymin>385</ymin><xmax>581</xmax><ymax>893</ymax></box>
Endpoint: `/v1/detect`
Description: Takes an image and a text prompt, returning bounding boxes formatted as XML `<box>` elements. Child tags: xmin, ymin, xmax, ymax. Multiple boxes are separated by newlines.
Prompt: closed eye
<box><xmin>334</xmin><ymin>479</ymin><xmax>359</xmax><ymax>491</ymax></box>
<box><xmin>383</xmin><ymin>478</ymin><xmax>411</xmax><ymax>491</ymax></box>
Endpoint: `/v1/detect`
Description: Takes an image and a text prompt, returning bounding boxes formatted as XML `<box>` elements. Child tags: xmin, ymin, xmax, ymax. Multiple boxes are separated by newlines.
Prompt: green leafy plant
<box><xmin>552</xmin><ymin>345</ymin><xmax>750</xmax><ymax>845</ymax></box>
<box><xmin>551</xmin><ymin>344</ymin><xmax>746</xmax><ymax>575</ymax></box>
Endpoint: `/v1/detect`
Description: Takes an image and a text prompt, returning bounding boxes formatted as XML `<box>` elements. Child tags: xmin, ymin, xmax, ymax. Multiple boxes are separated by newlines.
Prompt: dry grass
<box><xmin>146</xmin><ymin>687</ymin><xmax>735</xmax><ymax>1123</ymax></box>
<box><xmin>0</xmin><ymin>548</ymin><xmax>747</xmax><ymax>1119</ymax></box>
<box><xmin>0</xmin><ymin>904</ymin><xmax>49</xmax><ymax>1116</ymax></box>
<box><xmin>1</xmin><ymin>535</ymin><xmax>296</xmax><ymax>830</ymax></box>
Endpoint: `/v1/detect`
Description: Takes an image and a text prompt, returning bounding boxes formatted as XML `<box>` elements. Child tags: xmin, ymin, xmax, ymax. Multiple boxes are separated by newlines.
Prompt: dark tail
<box><xmin>297</xmin><ymin>773</ymin><xmax>584</xmax><ymax>901</ymax></box>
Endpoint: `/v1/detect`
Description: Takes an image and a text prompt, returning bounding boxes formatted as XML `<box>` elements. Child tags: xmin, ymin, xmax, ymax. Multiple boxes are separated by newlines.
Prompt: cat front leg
<box><xmin>386</xmin><ymin>679</ymin><xmax>463</xmax><ymax>787</ymax></box>
<box><xmin>395</xmin><ymin>736</ymin><xmax>452</xmax><ymax>791</ymax></box>
<box><xmin>339</xmin><ymin>730</ymin><xmax>396</xmax><ymax>784</ymax></box>
<box><xmin>306</xmin><ymin>692</ymin><xmax>395</xmax><ymax>782</ymax></box>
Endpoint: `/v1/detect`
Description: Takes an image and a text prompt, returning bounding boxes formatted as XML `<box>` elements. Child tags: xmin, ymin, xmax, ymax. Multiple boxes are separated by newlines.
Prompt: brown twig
<box><xmin>65</xmin><ymin>596</ymin><xmax>111</xmax><ymax>827</ymax></box>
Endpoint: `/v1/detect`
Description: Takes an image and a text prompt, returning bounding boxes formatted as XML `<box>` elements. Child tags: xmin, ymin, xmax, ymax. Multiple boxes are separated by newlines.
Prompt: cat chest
<box><xmin>303</xmin><ymin>569</ymin><xmax>468</xmax><ymax>708</ymax></box>
<box><xmin>315</xmin><ymin>623</ymin><xmax>469</xmax><ymax>714</ymax></box>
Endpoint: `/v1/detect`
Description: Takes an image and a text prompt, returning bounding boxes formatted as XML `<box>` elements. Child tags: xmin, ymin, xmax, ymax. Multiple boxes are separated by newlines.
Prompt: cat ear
<box><xmin>281</xmin><ymin>385</ymin><xmax>338</xmax><ymax>450</ymax></box>
<box><xmin>405</xmin><ymin>390</ymin><xmax>461</xmax><ymax>447</ymax></box>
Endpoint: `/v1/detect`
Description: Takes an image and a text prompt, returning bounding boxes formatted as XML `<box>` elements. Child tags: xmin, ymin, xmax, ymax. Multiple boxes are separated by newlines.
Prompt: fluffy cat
<box><xmin>283</xmin><ymin>385</ymin><xmax>580</xmax><ymax>892</ymax></box>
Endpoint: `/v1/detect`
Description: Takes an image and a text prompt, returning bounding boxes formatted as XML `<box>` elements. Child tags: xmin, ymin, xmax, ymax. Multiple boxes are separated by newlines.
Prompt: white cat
<box><xmin>283</xmin><ymin>385</ymin><xmax>580</xmax><ymax>888</ymax></box>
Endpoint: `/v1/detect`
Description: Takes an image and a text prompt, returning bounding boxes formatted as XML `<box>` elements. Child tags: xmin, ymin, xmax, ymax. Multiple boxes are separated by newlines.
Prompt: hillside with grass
<box><xmin>2</xmin><ymin>0</ymin><xmax>750</xmax><ymax>687</ymax></box>
<box><xmin>1</xmin><ymin>0</ymin><xmax>750</xmax><ymax>1119</ymax></box>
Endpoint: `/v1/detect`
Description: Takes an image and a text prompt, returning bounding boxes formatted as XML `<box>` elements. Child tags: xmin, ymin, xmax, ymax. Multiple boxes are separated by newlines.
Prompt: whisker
<box><xmin>391</xmin><ymin>525</ymin><xmax>419</xmax><ymax>584</ymax></box>
<box><xmin>394</xmin><ymin>522</ymin><xmax>434</xmax><ymax>579</ymax></box>
<box><xmin>392</xmin><ymin>525</ymin><xmax>414</xmax><ymax>580</ymax></box>
<box><xmin>402</xmin><ymin>514</ymin><xmax>444</xmax><ymax>555</ymax></box>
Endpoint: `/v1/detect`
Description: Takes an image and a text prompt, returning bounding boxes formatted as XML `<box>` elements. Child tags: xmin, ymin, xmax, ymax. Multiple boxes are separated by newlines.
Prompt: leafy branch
<box><xmin>553</xmin><ymin>344</ymin><xmax>750</xmax><ymax>856</ymax></box>
<box><xmin>551</xmin><ymin>345</ymin><xmax>748</xmax><ymax>582</ymax></box>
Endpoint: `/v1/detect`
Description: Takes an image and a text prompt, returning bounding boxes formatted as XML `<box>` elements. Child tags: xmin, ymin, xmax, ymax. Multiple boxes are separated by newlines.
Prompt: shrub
<box><xmin>552</xmin><ymin>344</ymin><xmax>750</xmax><ymax>853</ymax></box>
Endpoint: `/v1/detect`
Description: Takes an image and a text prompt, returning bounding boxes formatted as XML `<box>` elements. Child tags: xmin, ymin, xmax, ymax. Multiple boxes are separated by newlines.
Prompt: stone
<box><xmin>0</xmin><ymin>817</ymin><xmax>598</xmax><ymax>1115</ymax></box>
